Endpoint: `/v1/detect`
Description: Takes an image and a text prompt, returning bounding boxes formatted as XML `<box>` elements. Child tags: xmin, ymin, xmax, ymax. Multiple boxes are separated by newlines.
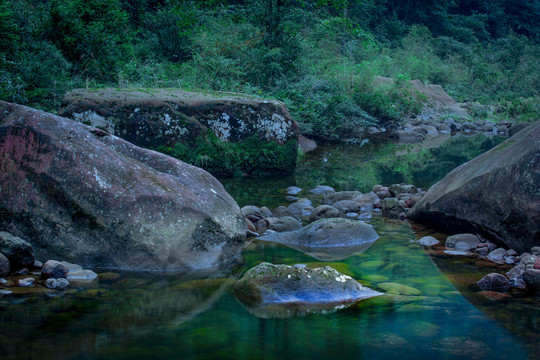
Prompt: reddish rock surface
<box><xmin>0</xmin><ymin>101</ymin><xmax>246</xmax><ymax>270</ymax></box>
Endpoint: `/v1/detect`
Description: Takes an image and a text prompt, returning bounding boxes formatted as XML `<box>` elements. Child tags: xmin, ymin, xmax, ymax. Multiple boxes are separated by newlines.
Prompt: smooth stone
<box><xmin>59</xmin><ymin>261</ymin><xmax>84</xmax><ymax>273</ymax></box>
<box><xmin>310</xmin><ymin>185</ymin><xmax>335</xmax><ymax>195</ymax></box>
<box><xmin>377</xmin><ymin>282</ymin><xmax>422</xmax><ymax>296</ymax></box>
<box><xmin>445</xmin><ymin>233</ymin><xmax>480</xmax><ymax>250</ymax></box>
<box><xmin>0</xmin><ymin>231</ymin><xmax>35</xmax><ymax>268</ymax></box>
<box><xmin>507</xmin><ymin>254</ymin><xmax>538</xmax><ymax>287</ymax></box>
<box><xmin>287</xmin><ymin>201</ymin><xmax>314</xmax><ymax>217</ymax></box>
<box><xmin>242</xmin><ymin>205</ymin><xmax>264</xmax><ymax>223</ymax></box>
<box><xmin>285</xmin><ymin>196</ymin><xmax>298</xmax><ymax>202</ymax></box>
<box><xmin>309</xmin><ymin>205</ymin><xmax>340</xmax><ymax>223</ymax></box>
<box><xmin>18</xmin><ymin>277</ymin><xmax>36</xmax><ymax>287</ymax></box>
<box><xmin>66</xmin><ymin>270</ymin><xmax>98</xmax><ymax>282</ymax></box>
<box><xmin>233</xmin><ymin>262</ymin><xmax>383</xmax><ymax>308</ymax></box>
<box><xmin>286</xmin><ymin>186</ymin><xmax>302</xmax><ymax>195</ymax></box>
<box><xmin>487</xmin><ymin>248</ymin><xmax>507</xmax><ymax>263</ymax></box>
<box><xmin>477</xmin><ymin>273</ymin><xmax>510</xmax><ymax>293</ymax></box>
<box><xmin>418</xmin><ymin>236</ymin><xmax>440</xmax><ymax>246</ymax></box>
<box><xmin>45</xmin><ymin>278</ymin><xmax>70</xmax><ymax>290</ymax></box>
<box><xmin>41</xmin><ymin>260</ymin><xmax>68</xmax><ymax>279</ymax></box>
<box><xmin>444</xmin><ymin>250</ymin><xmax>472</xmax><ymax>256</ymax></box>
<box><xmin>269</xmin><ymin>217</ymin><xmax>302</xmax><ymax>232</ymax></box>
<box><xmin>523</xmin><ymin>269</ymin><xmax>540</xmax><ymax>291</ymax></box>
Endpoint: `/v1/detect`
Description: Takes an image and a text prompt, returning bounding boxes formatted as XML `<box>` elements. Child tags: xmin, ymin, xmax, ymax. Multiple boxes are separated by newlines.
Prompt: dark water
<box><xmin>1</xmin><ymin>134</ymin><xmax>537</xmax><ymax>360</ymax></box>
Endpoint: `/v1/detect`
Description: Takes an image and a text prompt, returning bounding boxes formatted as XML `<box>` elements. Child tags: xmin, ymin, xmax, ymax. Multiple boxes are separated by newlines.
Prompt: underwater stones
<box><xmin>268</xmin><ymin>217</ymin><xmax>302</xmax><ymax>232</ymax></box>
<box><xmin>309</xmin><ymin>205</ymin><xmax>340</xmax><ymax>222</ymax></box>
<box><xmin>477</xmin><ymin>273</ymin><xmax>510</xmax><ymax>293</ymax></box>
<box><xmin>45</xmin><ymin>278</ymin><xmax>69</xmax><ymax>290</ymax></box>
<box><xmin>0</xmin><ymin>232</ymin><xmax>35</xmax><ymax>269</ymax></box>
<box><xmin>445</xmin><ymin>234</ymin><xmax>480</xmax><ymax>250</ymax></box>
<box><xmin>41</xmin><ymin>260</ymin><xmax>68</xmax><ymax>280</ymax></box>
<box><xmin>233</xmin><ymin>262</ymin><xmax>383</xmax><ymax>308</ymax></box>
<box><xmin>377</xmin><ymin>282</ymin><xmax>422</xmax><ymax>296</ymax></box>
<box><xmin>0</xmin><ymin>253</ymin><xmax>10</xmax><ymax>277</ymax></box>
<box><xmin>0</xmin><ymin>101</ymin><xmax>246</xmax><ymax>270</ymax></box>
<box><xmin>408</xmin><ymin>121</ymin><xmax>540</xmax><ymax>253</ymax></box>
<box><xmin>418</xmin><ymin>236</ymin><xmax>440</xmax><ymax>246</ymax></box>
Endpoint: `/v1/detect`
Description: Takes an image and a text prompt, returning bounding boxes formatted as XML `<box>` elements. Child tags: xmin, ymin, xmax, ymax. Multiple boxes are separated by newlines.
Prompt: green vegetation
<box><xmin>156</xmin><ymin>132</ymin><xmax>298</xmax><ymax>176</ymax></box>
<box><xmin>1</xmin><ymin>0</ymin><xmax>539</xmax><ymax>138</ymax></box>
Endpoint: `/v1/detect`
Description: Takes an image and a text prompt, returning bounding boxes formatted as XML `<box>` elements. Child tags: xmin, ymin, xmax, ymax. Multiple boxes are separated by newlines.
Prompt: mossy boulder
<box><xmin>233</xmin><ymin>262</ymin><xmax>382</xmax><ymax>316</ymax></box>
<box><xmin>59</xmin><ymin>88</ymin><xmax>299</xmax><ymax>176</ymax></box>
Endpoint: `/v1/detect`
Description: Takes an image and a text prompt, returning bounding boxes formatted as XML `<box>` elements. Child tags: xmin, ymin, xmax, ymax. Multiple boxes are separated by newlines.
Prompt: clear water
<box><xmin>1</xmin><ymin>134</ymin><xmax>537</xmax><ymax>360</ymax></box>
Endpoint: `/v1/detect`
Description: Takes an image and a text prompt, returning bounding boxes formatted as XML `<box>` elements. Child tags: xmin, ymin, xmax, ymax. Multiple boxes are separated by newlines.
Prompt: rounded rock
<box><xmin>41</xmin><ymin>260</ymin><xmax>68</xmax><ymax>279</ymax></box>
<box><xmin>477</xmin><ymin>273</ymin><xmax>510</xmax><ymax>293</ymax></box>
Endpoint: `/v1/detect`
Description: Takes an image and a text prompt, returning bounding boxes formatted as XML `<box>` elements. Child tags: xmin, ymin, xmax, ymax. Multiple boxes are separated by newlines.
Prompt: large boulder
<box><xmin>58</xmin><ymin>88</ymin><xmax>299</xmax><ymax>176</ymax></box>
<box><xmin>0</xmin><ymin>101</ymin><xmax>246</xmax><ymax>270</ymax></box>
<box><xmin>0</xmin><ymin>231</ymin><xmax>34</xmax><ymax>268</ymax></box>
<box><xmin>408</xmin><ymin>121</ymin><xmax>540</xmax><ymax>253</ymax></box>
<box><xmin>259</xmin><ymin>218</ymin><xmax>379</xmax><ymax>261</ymax></box>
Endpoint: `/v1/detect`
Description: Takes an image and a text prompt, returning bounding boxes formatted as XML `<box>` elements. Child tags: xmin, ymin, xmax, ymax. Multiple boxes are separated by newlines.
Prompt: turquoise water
<box><xmin>0</xmin><ymin>134</ymin><xmax>537</xmax><ymax>360</ymax></box>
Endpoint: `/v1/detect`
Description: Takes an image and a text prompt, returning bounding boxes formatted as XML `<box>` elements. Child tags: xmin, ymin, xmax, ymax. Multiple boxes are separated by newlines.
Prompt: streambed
<box><xmin>0</xmin><ymin>134</ymin><xmax>537</xmax><ymax>360</ymax></box>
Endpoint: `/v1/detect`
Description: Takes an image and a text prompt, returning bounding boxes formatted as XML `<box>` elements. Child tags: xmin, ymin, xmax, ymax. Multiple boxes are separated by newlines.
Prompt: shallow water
<box><xmin>1</xmin><ymin>134</ymin><xmax>537</xmax><ymax>360</ymax></box>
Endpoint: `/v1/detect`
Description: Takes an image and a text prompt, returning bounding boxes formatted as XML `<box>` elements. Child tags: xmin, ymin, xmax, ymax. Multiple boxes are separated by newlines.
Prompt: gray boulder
<box><xmin>0</xmin><ymin>231</ymin><xmax>34</xmax><ymax>268</ymax></box>
<box><xmin>487</xmin><ymin>248</ymin><xmax>507</xmax><ymax>263</ymax></box>
<box><xmin>233</xmin><ymin>262</ymin><xmax>383</xmax><ymax>315</ymax></box>
<box><xmin>445</xmin><ymin>234</ymin><xmax>480</xmax><ymax>250</ymax></box>
<box><xmin>309</xmin><ymin>205</ymin><xmax>340</xmax><ymax>223</ymax></box>
<box><xmin>269</xmin><ymin>217</ymin><xmax>302</xmax><ymax>232</ymax></box>
<box><xmin>509</xmin><ymin>122</ymin><xmax>530</xmax><ymax>137</ymax></box>
<box><xmin>380</xmin><ymin>198</ymin><xmax>406</xmax><ymax>219</ymax></box>
<box><xmin>408</xmin><ymin>121</ymin><xmax>540</xmax><ymax>253</ymax></box>
<box><xmin>0</xmin><ymin>253</ymin><xmax>10</xmax><ymax>276</ymax></box>
<box><xmin>477</xmin><ymin>273</ymin><xmax>510</xmax><ymax>293</ymax></box>
<box><xmin>507</xmin><ymin>254</ymin><xmax>538</xmax><ymax>287</ymax></box>
<box><xmin>41</xmin><ymin>260</ymin><xmax>68</xmax><ymax>279</ymax></box>
<box><xmin>259</xmin><ymin>218</ymin><xmax>378</xmax><ymax>261</ymax></box>
<box><xmin>310</xmin><ymin>185</ymin><xmax>335</xmax><ymax>195</ymax></box>
<box><xmin>388</xmin><ymin>184</ymin><xmax>418</xmax><ymax>197</ymax></box>
<box><xmin>0</xmin><ymin>102</ymin><xmax>246</xmax><ymax>270</ymax></box>
<box><xmin>523</xmin><ymin>269</ymin><xmax>540</xmax><ymax>291</ymax></box>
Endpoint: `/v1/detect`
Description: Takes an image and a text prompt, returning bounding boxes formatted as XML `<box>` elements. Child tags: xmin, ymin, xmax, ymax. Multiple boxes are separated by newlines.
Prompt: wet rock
<box><xmin>285</xmin><ymin>196</ymin><xmax>298</xmax><ymax>202</ymax></box>
<box><xmin>233</xmin><ymin>262</ymin><xmax>383</xmax><ymax>308</ymax></box>
<box><xmin>377</xmin><ymin>282</ymin><xmax>421</xmax><ymax>296</ymax></box>
<box><xmin>418</xmin><ymin>236</ymin><xmax>440</xmax><ymax>246</ymax></box>
<box><xmin>309</xmin><ymin>205</ymin><xmax>340</xmax><ymax>223</ymax></box>
<box><xmin>487</xmin><ymin>248</ymin><xmax>507</xmax><ymax>263</ymax></box>
<box><xmin>286</xmin><ymin>186</ymin><xmax>302</xmax><ymax>195</ymax></box>
<box><xmin>0</xmin><ymin>102</ymin><xmax>246</xmax><ymax>271</ymax></box>
<box><xmin>256</xmin><ymin>219</ymin><xmax>269</xmax><ymax>233</ymax></box>
<box><xmin>41</xmin><ymin>260</ymin><xmax>68</xmax><ymax>279</ymax></box>
<box><xmin>531</xmin><ymin>246</ymin><xmax>540</xmax><ymax>256</ymax></box>
<box><xmin>260</xmin><ymin>207</ymin><xmax>273</xmax><ymax>218</ymax></box>
<box><xmin>66</xmin><ymin>270</ymin><xmax>98</xmax><ymax>282</ymax></box>
<box><xmin>477</xmin><ymin>273</ymin><xmax>510</xmax><ymax>292</ymax></box>
<box><xmin>380</xmin><ymin>198</ymin><xmax>406</xmax><ymax>219</ymax></box>
<box><xmin>60</xmin><ymin>261</ymin><xmax>83</xmax><ymax>273</ymax></box>
<box><xmin>287</xmin><ymin>200</ymin><xmax>314</xmax><ymax>218</ymax></box>
<box><xmin>323</xmin><ymin>191</ymin><xmax>362</xmax><ymax>205</ymax></box>
<box><xmin>273</xmin><ymin>206</ymin><xmax>298</xmax><ymax>219</ymax></box>
<box><xmin>372</xmin><ymin>185</ymin><xmax>383</xmax><ymax>193</ymax></box>
<box><xmin>259</xmin><ymin>218</ymin><xmax>379</xmax><ymax>261</ymax></box>
<box><xmin>376</xmin><ymin>189</ymin><xmax>391</xmax><ymax>200</ymax></box>
<box><xmin>242</xmin><ymin>206</ymin><xmax>264</xmax><ymax>223</ymax></box>
<box><xmin>475</xmin><ymin>243</ymin><xmax>489</xmax><ymax>256</ymax></box>
<box><xmin>333</xmin><ymin>200</ymin><xmax>362</xmax><ymax>214</ymax></box>
<box><xmin>269</xmin><ymin>217</ymin><xmax>302</xmax><ymax>232</ymax></box>
<box><xmin>32</xmin><ymin>260</ymin><xmax>43</xmax><ymax>269</ymax></box>
<box><xmin>506</xmin><ymin>254</ymin><xmax>538</xmax><ymax>287</ymax></box>
<box><xmin>18</xmin><ymin>277</ymin><xmax>36</xmax><ymax>287</ymax></box>
<box><xmin>461</xmin><ymin>123</ymin><xmax>479</xmax><ymax>133</ymax></box>
<box><xmin>389</xmin><ymin>184</ymin><xmax>418</xmax><ymax>197</ymax></box>
<box><xmin>408</xmin><ymin>121</ymin><xmax>540</xmax><ymax>254</ymax></box>
<box><xmin>506</xmin><ymin>249</ymin><xmax>518</xmax><ymax>257</ymax></box>
<box><xmin>509</xmin><ymin>122</ymin><xmax>530</xmax><ymax>137</ymax></box>
<box><xmin>310</xmin><ymin>185</ymin><xmax>335</xmax><ymax>195</ymax></box>
<box><xmin>0</xmin><ymin>253</ymin><xmax>10</xmax><ymax>277</ymax></box>
<box><xmin>0</xmin><ymin>231</ymin><xmax>34</xmax><ymax>268</ymax></box>
<box><xmin>523</xmin><ymin>269</ymin><xmax>540</xmax><ymax>291</ymax></box>
<box><xmin>445</xmin><ymin>234</ymin><xmax>480</xmax><ymax>250</ymax></box>
<box><xmin>45</xmin><ymin>278</ymin><xmax>70</xmax><ymax>290</ymax></box>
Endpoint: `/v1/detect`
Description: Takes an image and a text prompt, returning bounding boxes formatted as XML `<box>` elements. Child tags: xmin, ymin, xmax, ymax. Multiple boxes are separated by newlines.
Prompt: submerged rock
<box><xmin>0</xmin><ymin>101</ymin><xmax>246</xmax><ymax>270</ymax></box>
<box><xmin>233</xmin><ymin>262</ymin><xmax>382</xmax><ymax>317</ymax></box>
<box><xmin>259</xmin><ymin>218</ymin><xmax>379</xmax><ymax>261</ymax></box>
<box><xmin>418</xmin><ymin>236</ymin><xmax>440</xmax><ymax>246</ymax></box>
<box><xmin>408</xmin><ymin>121</ymin><xmax>540</xmax><ymax>253</ymax></box>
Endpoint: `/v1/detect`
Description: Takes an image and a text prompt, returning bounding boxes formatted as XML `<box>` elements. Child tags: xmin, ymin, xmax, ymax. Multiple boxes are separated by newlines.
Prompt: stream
<box><xmin>0</xmin><ymin>134</ymin><xmax>538</xmax><ymax>360</ymax></box>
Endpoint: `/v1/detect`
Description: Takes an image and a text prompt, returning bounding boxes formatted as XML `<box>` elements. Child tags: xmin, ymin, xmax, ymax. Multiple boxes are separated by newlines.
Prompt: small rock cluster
<box><xmin>243</xmin><ymin>183</ymin><xmax>425</xmax><ymax>237</ymax></box>
<box><xmin>417</xmin><ymin>232</ymin><xmax>540</xmax><ymax>293</ymax></box>
<box><xmin>0</xmin><ymin>231</ymin><xmax>98</xmax><ymax>296</ymax></box>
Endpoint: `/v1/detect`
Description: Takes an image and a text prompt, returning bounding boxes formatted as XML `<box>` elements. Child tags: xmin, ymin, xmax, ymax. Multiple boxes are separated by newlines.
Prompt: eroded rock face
<box><xmin>0</xmin><ymin>101</ymin><xmax>246</xmax><ymax>270</ymax></box>
<box><xmin>59</xmin><ymin>88</ymin><xmax>299</xmax><ymax>175</ymax></box>
<box><xmin>408</xmin><ymin>121</ymin><xmax>540</xmax><ymax>253</ymax></box>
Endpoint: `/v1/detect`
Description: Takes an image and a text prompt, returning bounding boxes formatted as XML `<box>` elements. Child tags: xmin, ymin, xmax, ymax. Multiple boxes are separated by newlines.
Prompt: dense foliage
<box><xmin>1</xmin><ymin>0</ymin><xmax>539</xmax><ymax>138</ymax></box>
